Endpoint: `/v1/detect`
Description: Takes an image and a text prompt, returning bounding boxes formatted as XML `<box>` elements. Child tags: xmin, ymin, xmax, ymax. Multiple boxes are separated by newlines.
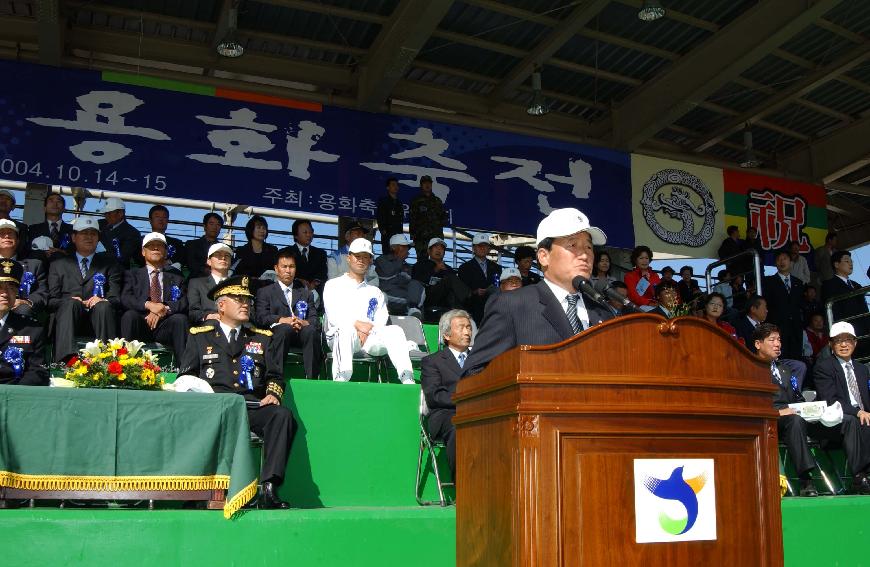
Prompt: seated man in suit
<box><xmin>649</xmin><ymin>280</ymin><xmax>680</xmax><ymax>318</ymax></box>
<box><xmin>0</xmin><ymin>259</ymin><xmax>49</xmax><ymax>386</ymax></box>
<box><xmin>290</xmin><ymin>219</ymin><xmax>327</xmax><ymax>296</ymax></box>
<box><xmin>184</xmin><ymin>212</ymin><xmax>224</xmax><ymax>280</ymax></box>
<box><xmin>412</xmin><ymin>237</ymin><xmax>469</xmax><ymax>323</ymax></box>
<box><xmin>465</xmin><ymin>208</ymin><xmax>614</xmax><ymax>375</ymax></box>
<box><xmin>27</xmin><ymin>192</ymin><xmax>73</xmax><ymax>265</ymax></box>
<box><xmin>421</xmin><ymin>309</ymin><xmax>472</xmax><ymax>480</ymax></box>
<box><xmin>0</xmin><ymin>219</ymin><xmax>47</xmax><ymax>318</ymax></box>
<box><xmin>734</xmin><ymin>295</ymin><xmax>767</xmax><ymax>352</ymax></box>
<box><xmin>458</xmin><ymin>234</ymin><xmax>499</xmax><ymax>325</ymax></box>
<box><xmin>146</xmin><ymin>205</ymin><xmax>186</xmax><ymax>268</ymax></box>
<box><xmin>814</xmin><ymin>322</ymin><xmax>870</xmax><ymax>495</ymax></box>
<box><xmin>0</xmin><ymin>189</ymin><xmax>28</xmax><ymax>258</ymax></box>
<box><xmin>255</xmin><ymin>247</ymin><xmax>322</xmax><ymax>380</ymax></box>
<box><xmin>375</xmin><ymin>234</ymin><xmax>425</xmax><ymax>318</ymax></box>
<box><xmin>47</xmin><ymin>217</ymin><xmax>122</xmax><ymax>362</ymax></box>
<box><xmin>98</xmin><ymin>197</ymin><xmax>141</xmax><ymax>269</ymax></box>
<box><xmin>188</xmin><ymin>243</ymin><xmax>232</xmax><ymax>323</ymax></box>
<box><xmin>753</xmin><ymin>322</ymin><xmax>820</xmax><ymax>497</ymax></box>
<box><xmin>323</xmin><ymin>238</ymin><xmax>414</xmax><ymax>384</ymax></box>
<box><xmin>120</xmin><ymin>232</ymin><xmax>189</xmax><ymax>358</ymax></box>
<box><xmin>178</xmin><ymin>276</ymin><xmax>295</xmax><ymax>509</ymax></box>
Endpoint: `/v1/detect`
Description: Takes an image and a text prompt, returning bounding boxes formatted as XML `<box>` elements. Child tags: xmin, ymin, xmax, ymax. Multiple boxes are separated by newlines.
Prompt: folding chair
<box><xmin>389</xmin><ymin>315</ymin><xmax>430</xmax><ymax>364</ymax></box>
<box><xmin>249</xmin><ymin>432</ymin><xmax>268</xmax><ymax>508</ymax></box>
<box><xmin>415</xmin><ymin>391</ymin><xmax>454</xmax><ymax>506</ymax></box>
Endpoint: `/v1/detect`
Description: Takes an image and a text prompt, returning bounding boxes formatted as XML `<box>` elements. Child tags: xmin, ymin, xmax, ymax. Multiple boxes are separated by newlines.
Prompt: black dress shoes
<box><xmin>261</xmin><ymin>481</ymin><xmax>291</xmax><ymax>509</ymax></box>
<box><xmin>799</xmin><ymin>478</ymin><xmax>818</xmax><ymax>497</ymax></box>
<box><xmin>853</xmin><ymin>474</ymin><xmax>870</xmax><ymax>495</ymax></box>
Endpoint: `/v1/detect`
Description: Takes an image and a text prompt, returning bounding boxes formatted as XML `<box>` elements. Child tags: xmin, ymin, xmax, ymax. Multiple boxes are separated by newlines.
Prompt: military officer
<box><xmin>0</xmin><ymin>259</ymin><xmax>49</xmax><ymax>386</ymax></box>
<box><xmin>178</xmin><ymin>275</ymin><xmax>296</xmax><ymax>509</ymax></box>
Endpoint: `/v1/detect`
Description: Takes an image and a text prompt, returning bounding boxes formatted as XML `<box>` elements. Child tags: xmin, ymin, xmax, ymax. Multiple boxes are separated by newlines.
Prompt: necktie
<box><xmin>149</xmin><ymin>269</ymin><xmax>162</xmax><ymax>303</ymax></box>
<box><xmin>771</xmin><ymin>361</ymin><xmax>782</xmax><ymax>384</ymax></box>
<box><xmin>457</xmin><ymin>352</ymin><xmax>466</xmax><ymax>368</ymax></box>
<box><xmin>845</xmin><ymin>362</ymin><xmax>864</xmax><ymax>411</ymax></box>
<box><xmin>566</xmin><ymin>294</ymin><xmax>583</xmax><ymax>335</ymax></box>
<box><xmin>783</xmin><ymin>276</ymin><xmax>791</xmax><ymax>292</ymax></box>
<box><xmin>80</xmin><ymin>257</ymin><xmax>89</xmax><ymax>278</ymax></box>
<box><xmin>50</xmin><ymin>223</ymin><xmax>59</xmax><ymax>247</ymax></box>
<box><xmin>302</xmin><ymin>247</ymin><xmax>309</xmax><ymax>261</ymax></box>
<box><xmin>285</xmin><ymin>286</ymin><xmax>293</xmax><ymax>308</ymax></box>
<box><xmin>229</xmin><ymin>328</ymin><xmax>238</xmax><ymax>348</ymax></box>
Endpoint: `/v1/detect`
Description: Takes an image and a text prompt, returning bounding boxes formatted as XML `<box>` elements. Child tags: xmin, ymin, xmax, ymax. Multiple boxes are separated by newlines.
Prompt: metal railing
<box><xmin>705</xmin><ymin>249</ymin><xmax>762</xmax><ymax>295</ymax></box>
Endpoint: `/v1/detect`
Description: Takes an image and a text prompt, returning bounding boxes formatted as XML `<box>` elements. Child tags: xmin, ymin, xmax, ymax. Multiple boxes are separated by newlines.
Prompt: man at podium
<box><xmin>464</xmin><ymin>208</ymin><xmax>614</xmax><ymax>375</ymax></box>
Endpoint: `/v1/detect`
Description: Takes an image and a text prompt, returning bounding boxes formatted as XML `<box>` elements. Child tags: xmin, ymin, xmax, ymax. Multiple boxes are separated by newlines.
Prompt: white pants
<box><xmin>330</xmin><ymin>324</ymin><xmax>413</xmax><ymax>381</ymax></box>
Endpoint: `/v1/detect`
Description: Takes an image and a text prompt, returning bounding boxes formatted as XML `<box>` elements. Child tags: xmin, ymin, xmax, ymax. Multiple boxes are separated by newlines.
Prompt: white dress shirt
<box><xmin>218</xmin><ymin>321</ymin><xmax>242</xmax><ymax>343</ymax></box>
<box><xmin>542</xmin><ymin>277</ymin><xmax>589</xmax><ymax>329</ymax></box>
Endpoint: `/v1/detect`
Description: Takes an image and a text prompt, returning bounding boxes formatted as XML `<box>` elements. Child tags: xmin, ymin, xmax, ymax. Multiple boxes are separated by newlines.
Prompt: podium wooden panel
<box><xmin>454</xmin><ymin>314</ymin><xmax>783</xmax><ymax>567</ymax></box>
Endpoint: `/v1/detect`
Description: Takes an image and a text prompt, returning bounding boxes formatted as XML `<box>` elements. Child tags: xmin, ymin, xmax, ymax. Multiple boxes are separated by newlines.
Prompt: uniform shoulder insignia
<box><xmin>190</xmin><ymin>325</ymin><xmax>214</xmax><ymax>334</ymax></box>
<box><xmin>250</xmin><ymin>326</ymin><xmax>273</xmax><ymax>337</ymax></box>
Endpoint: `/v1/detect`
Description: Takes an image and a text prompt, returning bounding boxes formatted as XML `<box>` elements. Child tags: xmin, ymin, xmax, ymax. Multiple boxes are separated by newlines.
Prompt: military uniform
<box><xmin>0</xmin><ymin>259</ymin><xmax>49</xmax><ymax>386</ymax></box>
<box><xmin>409</xmin><ymin>193</ymin><xmax>447</xmax><ymax>260</ymax></box>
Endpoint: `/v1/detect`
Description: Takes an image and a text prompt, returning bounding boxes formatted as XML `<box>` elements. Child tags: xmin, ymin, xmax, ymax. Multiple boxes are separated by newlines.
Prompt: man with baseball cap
<box><xmin>457</xmin><ymin>234</ymin><xmax>500</xmax><ymax>325</ymax></box>
<box><xmin>464</xmin><ymin>208</ymin><xmax>614</xmax><ymax>375</ymax></box>
<box><xmin>412</xmin><ymin>237</ymin><xmax>470</xmax><ymax>322</ymax></box>
<box><xmin>0</xmin><ymin>259</ymin><xmax>49</xmax><ymax>386</ymax></box>
<box><xmin>188</xmin><ymin>242</ymin><xmax>233</xmax><ymax>323</ymax></box>
<box><xmin>98</xmin><ymin>197</ymin><xmax>141</xmax><ymax>269</ymax></box>
<box><xmin>814</xmin><ymin>321</ymin><xmax>870</xmax><ymax>494</ymax></box>
<box><xmin>120</xmin><ymin>232</ymin><xmax>189</xmax><ymax>357</ymax></box>
<box><xmin>323</xmin><ymin>238</ymin><xmax>415</xmax><ymax>383</ymax></box>
<box><xmin>0</xmin><ymin>189</ymin><xmax>28</xmax><ymax>258</ymax></box>
<box><xmin>374</xmin><ymin>234</ymin><xmax>425</xmax><ymax>318</ymax></box>
<box><xmin>0</xmin><ymin>219</ymin><xmax>48</xmax><ymax>318</ymax></box>
<box><xmin>47</xmin><ymin>216</ymin><xmax>123</xmax><ymax>362</ymax></box>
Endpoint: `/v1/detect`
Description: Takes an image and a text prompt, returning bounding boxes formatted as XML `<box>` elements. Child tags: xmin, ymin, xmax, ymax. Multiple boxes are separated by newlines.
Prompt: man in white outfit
<box><xmin>323</xmin><ymin>238</ymin><xmax>415</xmax><ymax>384</ymax></box>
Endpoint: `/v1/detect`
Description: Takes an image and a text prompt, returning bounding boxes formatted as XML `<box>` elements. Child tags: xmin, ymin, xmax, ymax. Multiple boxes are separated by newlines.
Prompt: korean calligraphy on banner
<box><xmin>0</xmin><ymin>61</ymin><xmax>634</xmax><ymax>246</ymax></box>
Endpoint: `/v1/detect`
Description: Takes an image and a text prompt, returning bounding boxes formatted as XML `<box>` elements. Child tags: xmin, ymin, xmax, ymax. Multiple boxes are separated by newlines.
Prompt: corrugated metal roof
<box><xmin>779</xmin><ymin>23</ymin><xmax>855</xmax><ymax>66</ymax></box>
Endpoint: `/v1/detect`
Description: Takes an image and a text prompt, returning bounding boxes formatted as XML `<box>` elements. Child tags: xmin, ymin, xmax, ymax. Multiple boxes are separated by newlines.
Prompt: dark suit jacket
<box><xmin>47</xmin><ymin>252</ymin><xmax>122</xmax><ymax>309</ymax></box>
<box><xmin>0</xmin><ymin>311</ymin><xmax>49</xmax><ymax>386</ymax></box>
<box><xmin>734</xmin><ymin>315</ymin><xmax>760</xmax><ymax>353</ymax></box>
<box><xmin>121</xmin><ymin>265</ymin><xmax>188</xmax><ymax>315</ymax></box>
<box><xmin>139</xmin><ymin>234</ymin><xmax>186</xmax><ymax>268</ymax></box>
<box><xmin>814</xmin><ymin>355</ymin><xmax>870</xmax><ymax>417</ymax></box>
<box><xmin>772</xmin><ymin>360</ymin><xmax>804</xmax><ymax>410</ymax></box>
<box><xmin>16</xmin><ymin>257</ymin><xmax>48</xmax><ymax>313</ymax></box>
<box><xmin>421</xmin><ymin>348</ymin><xmax>464</xmax><ymax>413</ymax></box>
<box><xmin>184</xmin><ymin>236</ymin><xmax>218</xmax><ymax>280</ymax></box>
<box><xmin>763</xmin><ymin>273</ymin><xmax>804</xmax><ymax>357</ymax></box>
<box><xmin>464</xmin><ymin>281</ymin><xmax>614</xmax><ymax>375</ymax></box>
<box><xmin>290</xmin><ymin>244</ymin><xmax>328</xmax><ymax>285</ymax></box>
<box><xmin>821</xmin><ymin>276</ymin><xmax>869</xmax><ymax>328</ymax></box>
<box><xmin>187</xmin><ymin>274</ymin><xmax>222</xmax><ymax>323</ymax></box>
<box><xmin>458</xmin><ymin>258</ymin><xmax>500</xmax><ymax>291</ymax></box>
<box><xmin>27</xmin><ymin>220</ymin><xmax>74</xmax><ymax>263</ymax></box>
<box><xmin>254</xmin><ymin>281</ymin><xmax>319</xmax><ymax>328</ymax></box>
<box><xmin>99</xmin><ymin>219</ymin><xmax>141</xmax><ymax>269</ymax></box>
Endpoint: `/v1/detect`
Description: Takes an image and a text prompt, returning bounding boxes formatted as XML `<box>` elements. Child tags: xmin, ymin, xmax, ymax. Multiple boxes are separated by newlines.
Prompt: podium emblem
<box><xmin>633</xmin><ymin>459</ymin><xmax>716</xmax><ymax>543</ymax></box>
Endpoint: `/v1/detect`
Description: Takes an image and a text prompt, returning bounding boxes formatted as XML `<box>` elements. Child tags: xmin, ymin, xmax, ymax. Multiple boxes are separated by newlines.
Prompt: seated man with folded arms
<box><xmin>323</xmin><ymin>238</ymin><xmax>415</xmax><ymax>384</ymax></box>
<box><xmin>188</xmin><ymin>243</ymin><xmax>232</xmax><ymax>324</ymax></box>
<box><xmin>0</xmin><ymin>219</ymin><xmax>47</xmax><ymax>318</ymax></box>
<box><xmin>120</xmin><ymin>232</ymin><xmax>189</xmax><ymax>358</ymax></box>
<box><xmin>255</xmin><ymin>248</ymin><xmax>322</xmax><ymax>380</ymax></box>
<box><xmin>375</xmin><ymin>234</ymin><xmax>425</xmax><ymax>318</ymax></box>
<box><xmin>411</xmin><ymin>237</ymin><xmax>469</xmax><ymax>322</ymax></box>
<box><xmin>753</xmin><ymin>322</ymin><xmax>820</xmax><ymax>497</ymax></box>
<box><xmin>0</xmin><ymin>259</ymin><xmax>49</xmax><ymax>386</ymax></box>
<box><xmin>421</xmin><ymin>309</ymin><xmax>472</xmax><ymax>480</ymax></box>
<box><xmin>179</xmin><ymin>276</ymin><xmax>295</xmax><ymax>509</ymax></box>
<box><xmin>48</xmin><ymin>217</ymin><xmax>122</xmax><ymax>363</ymax></box>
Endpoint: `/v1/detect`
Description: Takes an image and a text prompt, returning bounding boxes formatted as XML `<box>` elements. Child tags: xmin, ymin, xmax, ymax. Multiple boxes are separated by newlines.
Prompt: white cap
<box><xmin>0</xmin><ymin>219</ymin><xmax>18</xmax><ymax>232</ymax></box>
<box><xmin>207</xmin><ymin>242</ymin><xmax>232</xmax><ymax>258</ymax></box>
<box><xmin>820</xmin><ymin>401</ymin><xmax>844</xmax><ymax>427</ymax></box>
<box><xmin>500</xmin><ymin>267</ymin><xmax>522</xmax><ymax>281</ymax></box>
<box><xmin>98</xmin><ymin>197</ymin><xmax>126</xmax><ymax>213</ymax></box>
<box><xmin>472</xmin><ymin>234</ymin><xmax>491</xmax><ymax>246</ymax></box>
<box><xmin>31</xmin><ymin>236</ymin><xmax>53</xmax><ymax>251</ymax></box>
<box><xmin>830</xmin><ymin>321</ymin><xmax>856</xmax><ymax>338</ymax></box>
<box><xmin>142</xmin><ymin>232</ymin><xmax>167</xmax><ymax>247</ymax></box>
<box><xmin>428</xmin><ymin>237</ymin><xmax>446</xmax><ymax>249</ymax></box>
<box><xmin>72</xmin><ymin>217</ymin><xmax>100</xmax><ymax>232</ymax></box>
<box><xmin>536</xmin><ymin>207</ymin><xmax>606</xmax><ymax>246</ymax></box>
<box><xmin>0</xmin><ymin>189</ymin><xmax>15</xmax><ymax>205</ymax></box>
<box><xmin>389</xmin><ymin>234</ymin><xmax>413</xmax><ymax>247</ymax></box>
<box><xmin>348</xmin><ymin>237</ymin><xmax>373</xmax><ymax>255</ymax></box>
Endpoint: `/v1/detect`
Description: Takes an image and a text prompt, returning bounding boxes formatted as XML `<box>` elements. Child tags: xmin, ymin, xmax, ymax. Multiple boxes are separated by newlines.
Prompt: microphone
<box><xmin>601</xmin><ymin>285</ymin><xmax>641</xmax><ymax>314</ymax></box>
<box><xmin>572</xmin><ymin>276</ymin><xmax>617</xmax><ymax>315</ymax></box>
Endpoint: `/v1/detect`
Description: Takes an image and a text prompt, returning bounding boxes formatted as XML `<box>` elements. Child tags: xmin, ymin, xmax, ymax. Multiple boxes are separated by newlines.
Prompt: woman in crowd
<box><xmin>590</xmin><ymin>250</ymin><xmax>616</xmax><ymax>294</ymax></box>
<box><xmin>623</xmin><ymin>245</ymin><xmax>659</xmax><ymax>307</ymax></box>
<box><xmin>702</xmin><ymin>292</ymin><xmax>743</xmax><ymax>345</ymax></box>
<box><xmin>804</xmin><ymin>312</ymin><xmax>828</xmax><ymax>364</ymax></box>
<box><xmin>232</xmin><ymin>215</ymin><xmax>279</xmax><ymax>278</ymax></box>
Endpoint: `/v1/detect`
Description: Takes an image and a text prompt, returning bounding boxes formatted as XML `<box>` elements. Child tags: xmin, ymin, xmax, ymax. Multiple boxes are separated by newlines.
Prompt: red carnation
<box><xmin>117</xmin><ymin>348</ymin><xmax>128</xmax><ymax>356</ymax></box>
<box><xmin>107</xmin><ymin>361</ymin><xmax>123</xmax><ymax>375</ymax></box>
<box><xmin>66</xmin><ymin>356</ymin><xmax>79</xmax><ymax>368</ymax></box>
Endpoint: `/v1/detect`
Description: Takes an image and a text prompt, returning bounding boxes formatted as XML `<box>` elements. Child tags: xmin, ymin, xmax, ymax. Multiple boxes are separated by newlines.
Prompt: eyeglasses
<box><xmin>224</xmin><ymin>295</ymin><xmax>252</xmax><ymax>305</ymax></box>
<box><xmin>707</xmin><ymin>303</ymin><xmax>724</xmax><ymax>308</ymax></box>
<box><xmin>832</xmin><ymin>337</ymin><xmax>857</xmax><ymax>345</ymax></box>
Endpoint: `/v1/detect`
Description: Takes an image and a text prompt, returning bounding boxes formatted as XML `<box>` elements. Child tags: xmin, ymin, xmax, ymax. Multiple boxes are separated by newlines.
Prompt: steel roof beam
<box><xmin>779</xmin><ymin>115</ymin><xmax>870</xmax><ymax>182</ymax></box>
<box><xmin>37</xmin><ymin>0</ymin><xmax>63</xmax><ymax>66</ymax></box>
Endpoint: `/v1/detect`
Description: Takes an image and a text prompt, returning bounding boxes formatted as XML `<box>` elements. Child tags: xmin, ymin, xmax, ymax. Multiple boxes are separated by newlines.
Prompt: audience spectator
<box><xmin>608</xmin><ymin>281</ymin><xmax>629</xmax><ymax>312</ymax></box>
<box><xmin>734</xmin><ymin>295</ymin><xmax>768</xmax><ymax>352</ymax></box>
<box><xmin>421</xmin><ymin>309</ymin><xmax>472</xmax><ymax>481</ymax></box>
<box><xmin>412</xmin><ymin>237</ymin><xmax>469</xmax><ymax>322</ymax></box>
<box><xmin>374</xmin><ymin>234</ymin><xmax>425</xmax><ymax>318</ymax></box>
<box><xmin>763</xmin><ymin>248</ymin><xmax>805</xmax><ymax>360</ymax></box>
<box><xmin>27</xmin><ymin>192</ymin><xmax>73</xmax><ymax>264</ymax></box>
<box><xmin>48</xmin><ymin>217</ymin><xmax>122</xmax><ymax>362</ymax></box>
<box><xmin>717</xmin><ymin>225</ymin><xmax>752</xmax><ymax>276</ymax></box>
<box><xmin>0</xmin><ymin>259</ymin><xmax>48</xmax><ymax>386</ymax></box>
<box><xmin>660</xmin><ymin>265</ymin><xmax>675</xmax><ymax>283</ymax></box>
<box><xmin>743</xmin><ymin>226</ymin><xmax>764</xmax><ymax>283</ymax></box>
<box><xmin>327</xmin><ymin>223</ymin><xmax>378</xmax><ymax>285</ymax></box>
<box><xmin>255</xmin><ymin>248</ymin><xmax>323</xmax><ymax>380</ymax></box>
<box><xmin>0</xmin><ymin>220</ymin><xmax>47</xmax><ymax>318</ymax></box>
<box><xmin>815</xmin><ymin>232</ymin><xmax>838</xmax><ymax>285</ymax></box>
<box><xmin>146</xmin><ymin>205</ymin><xmax>185</xmax><ymax>268</ymax></box>
<box><xmin>590</xmin><ymin>250</ymin><xmax>615</xmax><ymax>293</ymax></box>
<box><xmin>804</xmin><ymin>313</ymin><xmax>828</xmax><ymax>363</ymax></box>
<box><xmin>458</xmin><ymin>234</ymin><xmax>499</xmax><ymax>325</ymax></box>
<box><xmin>514</xmin><ymin>245</ymin><xmax>541</xmax><ymax>287</ymax></box>
<box><xmin>290</xmin><ymin>219</ymin><xmax>327</xmax><ymax>295</ymax></box>
<box><xmin>822</xmin><ymin>250</ymin><xmax>869</xmax><ymax>359</ymax></box>
<box><xmin>801</xmin><ymin>286</ymin><xmax>821</xmax><ymax>326</ymax></box>
<box><xmin>120</xmin><ymin>232</ymin><xmax>189</xmax><ymax>358</ymax></box>
<box><xmin>813</xmin><ymin>322</ymin><xmax>870</xmax><ymax>495</ymax></box>
<box><xmin>702</xmin><ymin>292</ymin><xmax>743</xmax><ymax>345</ymax></box>
<box><xmin>98</xmin><ymin>197</ymin><xmax>141</xmax><ymax>269</ymax></box>
<box><xmin>376</xmin><ymin>177</ymin><xmax>404</xmax><ymax>254</ymax></box>
<box><xmin>409</xmin><ymin>175</ymin><xmax>447</xmax><ymax>261</ymax></box>
<box><xmin>789</xmin><ymin>241</ymin><xmax>811</xmax><ymax>286</ymax></box>
<box><xmin>483</xmin><ymin>267</ymin><xmax>522</xmax><ymax>314</ymax></box>
<box><xmin>323</xmin><ymin>238</ymin><xmax>414</xmax><ymax>383</ymax></box>
<box><xmin>0</xmin><ymin>189</ymin><xmax>28</xmax><ymax>258</ymax></box>
<box><xmin>649</xmin><ymin>280</ymin><xmax>679</xmax><ymax>318</ymax></box>
<box><xmin>677</xmin><ymin>265</ymin><xmax>702</xmax><ymax>308</ymax></box>
<box><xmin>188</xmin><ymin>243</ymin><xmax>232</xmax><ymax>323</ymax></box>
<box><xmin>624</xmin><ymin>245</ymin><xmax>659</xmax><ymax>308</ymax></box>
<box><xmin>185</xmin><ymin>212</ymin><xmax>223</xmax><ymax>280</ymax></box>
<box><xmin>233</xmin><ymin>215</ymin><xmax>278</xmax><ymax>278</ymax></box>
<box><xmin>730</xmin><ymin>273</ymin><xmax>750</xmax><ymax>316</ymax></box>
<box><xmin>712</xmin><ymin>269</ymin><xmax>734</xmax><ymax>309</ymax></box>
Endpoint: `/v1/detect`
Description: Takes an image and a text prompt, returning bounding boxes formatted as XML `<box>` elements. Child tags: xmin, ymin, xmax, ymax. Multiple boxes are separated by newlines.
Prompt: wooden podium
<box><xmin>454</xmin><ymin>314</ymin><xmax>783</xmax><ymax>566</ymax></box>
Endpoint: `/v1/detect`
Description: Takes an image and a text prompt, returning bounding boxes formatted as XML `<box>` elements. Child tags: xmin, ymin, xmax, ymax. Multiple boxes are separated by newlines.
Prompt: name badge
<box><xmin>635</xmin><ymin>277</ymin><xmax>650</xmax><ymax>297</ymax></box>
<box><xmin>245</xmin><ymin>342</ymin><xmax>263</xmax><ymax>355</ymax></box>
<box><xmin>10</xmin><ymin>336</ymin><xmax>31</xmax><ymax>344</ymax></box>
<box><xmin>202</xmin><ymin>353</ymin><xmax>219</xmax><ymax>361</ymax></box>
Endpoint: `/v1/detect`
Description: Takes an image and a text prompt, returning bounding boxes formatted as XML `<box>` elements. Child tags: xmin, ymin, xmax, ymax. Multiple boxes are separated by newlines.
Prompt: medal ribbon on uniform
<box><xmin>295</xmin><ymin>300</ymin><xmax>308</xmax><ymax>319</ymax></box>
<box><xmin>790</xmin><ymin>375</ymin><xmax>799</xmax><ymax>394</ymax></box>
<box><xmin>492</xmin><ymin>272</ymin><xmax>500</xmax><ymax>288</ymax></box>
<box><xmin>239</xmin><ymin>355</ymin><xmax>254</xmax><ymax>390</ymax></box>
<box><xmin>59</xmin><ymin>233</ymin><xmax>71</xmax><ymax>249</ymax></box>
<box><xmin>112</xmin><ymin>238</ymin><xmax>121</xmax><ymax>260</ymax></box>
<box><xmin>167</xmin><ymin>244</ymin><xmax>176</xmax><ymax>259</ymax></box>
<box><xmin>170</xmin><ymin>284</ymin><xmax>182</xmax><ymax>302</ymax></box>
<box><xmin>367</xmin><ymin>298</ymin><xmax>378</xmax><ymax>321</ymax></box>
<box><xmin>3</xmin><ymin>346</ymin><xmax>24</xmax><ymax>378</ymax></box>
<box><xmin>92</xmin><ymin>273</ymin><xmax>106</xmax><ymax>298</ymax></box>
<box><xmin>19</xmin><ymin>271</ymin><xmax>35</xmax><ymax>299</ymax></box>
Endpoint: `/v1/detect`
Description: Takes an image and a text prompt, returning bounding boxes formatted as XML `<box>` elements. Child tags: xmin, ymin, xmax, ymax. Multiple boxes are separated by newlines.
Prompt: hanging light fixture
<box><xmin>527</xmin><ymin>69</ymin><xmax>549</xmax><ymax>116</ymax></box>
<box><xmin>638</xmin><ymin>0</ymin><xmax>665</xmax><ymax>22</ymax></box>
<box><xmin>216</xmin><ymin>6</ymin><xmax>244</xmax><ymax>58</ymax></box>
<box><xmin>739</xmin><ymin>123</ymin><xmax>761</xmax><ymax>169</ymax></box>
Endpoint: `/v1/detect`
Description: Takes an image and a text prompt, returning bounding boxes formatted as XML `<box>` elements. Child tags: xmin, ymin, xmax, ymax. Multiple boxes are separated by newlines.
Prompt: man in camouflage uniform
<box><xmin>409</xmin><ymin>175</ymin><xmax>448</xmax><ymax>261</ymax></box>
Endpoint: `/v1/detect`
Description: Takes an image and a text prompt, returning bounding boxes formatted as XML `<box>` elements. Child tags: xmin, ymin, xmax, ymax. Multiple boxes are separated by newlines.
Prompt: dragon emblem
<box><xmin>640</xmin><ymin>169</ymin><xmax>717</xmax><ymax>248</ymax></box>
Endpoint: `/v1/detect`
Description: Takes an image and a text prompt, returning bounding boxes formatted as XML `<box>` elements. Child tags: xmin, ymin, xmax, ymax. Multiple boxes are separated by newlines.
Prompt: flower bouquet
<box><xmin>65</xmin><ymin>339</ymin><xmax>164</xmax><ymax>390</ymax></box>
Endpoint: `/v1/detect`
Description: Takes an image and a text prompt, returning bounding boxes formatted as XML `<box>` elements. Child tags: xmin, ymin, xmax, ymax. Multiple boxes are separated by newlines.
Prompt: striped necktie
<box><xmin>566</xmin><ymin>294</ymin><xmax>583</xmax><ymax>335</ymax></box>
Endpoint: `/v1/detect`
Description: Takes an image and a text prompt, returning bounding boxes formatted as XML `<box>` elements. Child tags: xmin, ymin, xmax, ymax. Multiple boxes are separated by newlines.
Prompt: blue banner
<box><xmin>0</xmin><ymin>61</ymin><xmax>633</xmax><ymax>245</ymax></box>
